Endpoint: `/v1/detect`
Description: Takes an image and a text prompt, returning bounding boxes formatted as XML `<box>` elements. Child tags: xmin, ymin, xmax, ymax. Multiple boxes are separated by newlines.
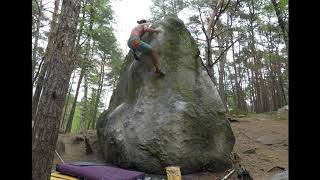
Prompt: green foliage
<box><xmin>150</xmin><ymin>0</ymin><xmax>187</xmax><ymax>23</ymax></box>
<box><xmin>78</xmin><ymin>0</ymin><xmax>124</xmax><ymax>90</ymax></box>
<box><xmin>35</xmin><ymin>47</ymin><xmax>45</xmax><ymax>58</ymax></box>
<box><xmin>71</xmin><ymin>103</ymin><xmax>82</xmax><ymax>134</ymax></box>
<box><xmin>74</xmin><ymin>0</ymin><xmax>123</xmax><ymax>109</ymax></box>
<box><xmin>106</xmin><ymin>55</ymin><xmax>123</xmax><ymax>88</ymax></box>
<box><xmin>32</xmin><ymin>0</ymin><xmax>38</xmax><ymax>27</ymax></box>
<box><xmin>86</xmin><ymin>89</ymin><xmax>96</xmax><ymax>129</ymax></box>
<box><xmin>188</xmin><ymin>15</ymin><xmax>201</xmax><ymax>24</ymax></box>
<box><xmin>61</xmin><ymin>0</ymin><xmax>124</xmax><ymax>133</ymax></box>
<box><xmin>188</xmin><ymin>0</ymin><xmax>213</xmax><ymax>8</ymax></box>
<box><xmin>228</xmin><ymin>108</ymin><xmax>248</xmax><ymax>116</ymax></box>
<box><xmin>33</xmin><ymin>0</ymin><xmax>126</xmax><ymax>137</ymax></box>
<box><xmin>278</xmin><ymin>0</ymin><xmax>288</xmax><ymax>13</ymax></box>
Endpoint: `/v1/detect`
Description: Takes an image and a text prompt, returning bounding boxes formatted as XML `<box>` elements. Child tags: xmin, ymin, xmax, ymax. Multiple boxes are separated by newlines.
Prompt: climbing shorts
<box><xmin>127</xmin><ymin>35</ymin><xmax>152</xmax><ymax>54</ymax></box>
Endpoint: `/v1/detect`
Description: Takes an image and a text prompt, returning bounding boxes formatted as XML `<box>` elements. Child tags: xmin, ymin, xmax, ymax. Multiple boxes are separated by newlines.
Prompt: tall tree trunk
<box><xmin>205</xmin><ymin>41</ymin><xmax>217</xmax><ymax>85</ymax></box>
<box><xmin>231</xmin><ymin>43</ymin><xmax>242</xmax><ymax>111</ymax></box>
<box><xmin>277</xmin><ymin>36</ymin><xmax>288</xmax><ymax>105</ymax></box>
<box><xmin>32</xmin><ymin>0</ymin><xmax>43</xmax><ymax>78</ymax></box>
<box><xmin>226</xmin><ymin>61</ymin><xmax>237</xmax><ymax>109</ymax></box>
<box><xmin>260</xmin><ymin>73</ymin><xmax>270</xmax><ymax>112</ymax></box>
<box><xmin>248</xmin><ymin>57</ymin><xmax>257</xmax><ymax>112</ymax></box>
<box><xmin>217</xmin><ymin>39</ymin><xmax>228</xmax><ymax>111</ymax></box>
<box><xmin>80</xmin><ymin>73</ymin><xmax>88</xmax><ymax>135</ymax></box>
<box><xmin>79</xmin><ymin>0</ymin><xmax>96</xmax><ymax>131</ymax></box>
<box><xmin>247</xmin><ymin>67</ymin><xmax>254</xmax><ymax>112</ymax></box>
<box><xmin>267</xmin><ymin>35</ymin><xmax>278</xmax><ymax>110</ymax></box>
<box><xmin>236</xmin><ymin>33</ymin><xmax>247</xmax><ymax>112</ymax></box>
<box><xmin>66</xmin><ymin>6</ymin><xmax>93</xmax><ymax>132</ymax></box>
<box><xmin>275</xmin><ymin>46</ymin><xmax>287</xmax><ymax>106</ymax></box>
<box><xmin>65</xmin><ymin>68</ymin><xmax>85</xmax><ymax>133</ymax></box>
<box><xmin>225</xmin><ymin>12</ymin><xmax>236</xmax><ymax>110</ymax></box>
<box><xmin>198</xmin><ymin>0</ymin><xmax>224</xmax><ymax>85</ymax></box>
<box><xmin>33</xmin><ymin>56</ymin><xmax>44</xmax><ymax>86</ymax></box>
<box><xmin>242</xmin><ymin>50</ymin><xmax>254</xmax><ymax>112</ymax></box>
<box><xmin>87</xmin><ymin>89</ymin><xmax>96</xmax><ymax>129</ymax></box>
<box><xmin>265</xmin><ymin>24</ymin><xmax>279</xmax><ymax>110</ymax></box>
<box><xmin>91</xmin><ymin>58</ymin><xmax>105</xmax><ymax>129</ymax></box>
<box><xmin>251</xmin><ymin>54</ymin><xmax>262</xmax><ymax>113</ymax></box>
<box><xmin>271</xmin><ymin>0</ymin><xmax>288</xmax><ymax>51</ymax></box>
<box><xmin>248</xmin><ymin>0</ymin><xmax>263</xmax><ymax>113</ymax></box>
<box><xmin>60</xmin><ymin>70</ymin><xmax>76</xmax><ymax>130</ymax></box>
<box><xmin>270</xmin><ymin>62</ymin><xmax>278</xmax><ymax>111</ymax></box>
<box><xmin>216</xmin><ymin>20</ymin><xmax>228</xmax><ymax>111</ymax></box>
<box><xmin>32</xmin><ymin>0</ymin><xmax>81</xmax><ymax>179</ymax></box>
<box><xmin>264</xmin><ymin>21</ymin><xmax>286</xmax><ymax>110</ymax></box>
<box><xmin>230</xmin><ymin>21</ymin><xmax>241</xmax><ymax>111</ymax></box>
<box><xmin>65</xmin><ymin>1</ymin><xmax>93</xmax><ymax>133</ymax></box>
<box><xmin>32</xmin><ymin>61</ymin><xmax>48</xmax><ymax>121</ymax></box>
<box><xmin>228</xmin><ymin>12</ymin><xmax>247</xmax><ymax>112</ymax></box>
<box><xmin>223</xmin><ymin>71</ymin><xmax>229</xmax><ymax>111</ymax></box>
<box><xmin>32</xmin><ymin>0</ymin><xmax>61</xmax><ymax>121</ymax></box>
<box><xmin>72</xmin><ymin>0</ymin><xmax>87</xmax><ymax>59</ymax></box>
<box><xmin>56</xmin><ymin>2</ymin><xmax>86</xmax><ymax>126</ymax></box>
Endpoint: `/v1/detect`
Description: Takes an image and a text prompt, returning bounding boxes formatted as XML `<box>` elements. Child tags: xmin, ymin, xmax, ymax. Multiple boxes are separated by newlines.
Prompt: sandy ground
<box><xmin>52</xmin><ymin>113</ymin><xmax>288</xmax><ymax>180</ymax></box>
<box><xmin>230</xmin><ymin>113</ymin><xmax>288</xmax><ymax>179</ymax></box>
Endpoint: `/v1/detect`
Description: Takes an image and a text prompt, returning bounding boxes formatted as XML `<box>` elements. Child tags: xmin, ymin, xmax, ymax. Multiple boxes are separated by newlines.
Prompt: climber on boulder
<box><xmin>127</xmin><ymin>19</ymin><xmax>165</xmax><ymax>77</ymax></box>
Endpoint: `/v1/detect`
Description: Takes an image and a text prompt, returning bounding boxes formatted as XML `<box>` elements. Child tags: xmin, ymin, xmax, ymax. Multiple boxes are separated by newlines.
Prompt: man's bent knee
<box><xmin>151</xmin><ymin>48</ymin><xmax>157</xmax><ymax>54</ymax></box>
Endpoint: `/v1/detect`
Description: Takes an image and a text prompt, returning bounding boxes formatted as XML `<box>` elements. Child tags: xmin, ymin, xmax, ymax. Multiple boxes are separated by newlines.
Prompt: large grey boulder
<box><xmin>97</xmin><ymin>16</ymin><xmax>235</xmax><ymax>175</ymax></box>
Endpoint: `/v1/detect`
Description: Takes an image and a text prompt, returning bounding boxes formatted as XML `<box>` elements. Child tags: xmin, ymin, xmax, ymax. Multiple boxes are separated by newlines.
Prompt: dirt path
<box><xmin>53</xmin><ymin>113</ymin><xmax>288</xmax><ymax>179</ymax></box>
<box><xmin>230</xmin><ymin>113</ymin><xmax>288</xmax><ymax>179</ymax></box>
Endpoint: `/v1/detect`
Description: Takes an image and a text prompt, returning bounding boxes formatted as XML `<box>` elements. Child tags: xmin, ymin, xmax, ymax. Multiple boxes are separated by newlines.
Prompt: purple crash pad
<box><xmin>56</xmin><ymin>164</ymin><xmax>145</xmax><ymax>180</ymax></box>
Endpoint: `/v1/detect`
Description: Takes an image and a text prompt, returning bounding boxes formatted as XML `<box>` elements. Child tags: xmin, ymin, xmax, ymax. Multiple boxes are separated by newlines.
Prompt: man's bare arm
<box><xmin>144</xmin><ymin>25</ymin><xmax>161</xmax><ymax>33</ymax></box>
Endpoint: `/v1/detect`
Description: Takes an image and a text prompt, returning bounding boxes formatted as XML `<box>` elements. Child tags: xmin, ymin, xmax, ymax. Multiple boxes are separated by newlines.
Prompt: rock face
<box><xmin>97</xmin><ymin>16</ymin><xmax>235</xmax><ymax>175</ymax></box>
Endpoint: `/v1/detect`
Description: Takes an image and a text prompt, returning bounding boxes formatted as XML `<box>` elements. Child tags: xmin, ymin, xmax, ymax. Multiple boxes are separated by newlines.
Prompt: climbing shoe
<box><xmin>132</xmin><ymin>50</ymin><xmax>140</xmax><ymax>61</ymax></box>
<box><xmin>155</xmin><ymin>70</ymin><xmax>166</xmax><ymax>78</ymax></box>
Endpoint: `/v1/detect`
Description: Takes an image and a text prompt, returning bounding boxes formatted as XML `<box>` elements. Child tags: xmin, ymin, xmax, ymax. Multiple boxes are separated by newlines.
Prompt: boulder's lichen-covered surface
<box><xmin>97</xmin><ymin>16</ymin><xmax>235</xmax><ymax>175</ymax></box>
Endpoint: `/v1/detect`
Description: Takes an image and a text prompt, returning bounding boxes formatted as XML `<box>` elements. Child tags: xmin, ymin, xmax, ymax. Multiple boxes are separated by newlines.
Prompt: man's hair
<box><xmin>137</xmin><ymin>19</ymin><xmax>147</xmax><ymax>24</ymax></box>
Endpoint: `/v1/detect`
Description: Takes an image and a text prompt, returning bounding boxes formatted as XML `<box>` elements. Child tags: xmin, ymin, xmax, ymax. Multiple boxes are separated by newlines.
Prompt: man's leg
<box><xmin>130</xmin><ymin>39</ymin><xmax>141</xmax><ymax>61</ymax></box>
<box><xmin>150</xmin><ymin>49</ymin><xmax>165</xmax><ymax>77</ymax></box>
<box><xmin>151</xmin><ymin>48</ymin><xmax>161</xmax><ymax>72</ymax></box>
<box><xmin>139</xmin><ymin>41</ymin><xmax>163</xmax><ymax>74</ymax></box>
<box><xmin>132</xmin><ymin>49</ymin><xmax>140</xmax><ymax>61</ymax></box>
